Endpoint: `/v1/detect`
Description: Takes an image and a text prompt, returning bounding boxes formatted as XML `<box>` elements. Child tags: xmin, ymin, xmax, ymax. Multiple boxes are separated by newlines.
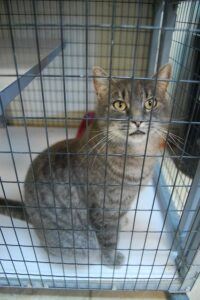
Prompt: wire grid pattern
<box><xmin>162</xmin><ymin>0</ymin><xmax>199</xmax><ymax>216</ymax></box>
<box><xmin>1</xmin><ymin>0</ymin><xmax>153</xmax><ymax>126</ymax></box>
<box><xmin>0</xmin><ymin>0</ymin><xmax>200</xmax><ymax>292</ymax></box>
<box><xmin>162</xmin><ymin>158</ymin><xmax>192</xmax><ymax>215</ymax></box>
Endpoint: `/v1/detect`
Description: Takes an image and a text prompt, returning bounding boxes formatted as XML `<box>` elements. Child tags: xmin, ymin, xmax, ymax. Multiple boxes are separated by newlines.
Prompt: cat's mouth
<box><xmin>129</xmin><ymin>130</ymin><xmax>146</xmax><ymax>136</ymax></box>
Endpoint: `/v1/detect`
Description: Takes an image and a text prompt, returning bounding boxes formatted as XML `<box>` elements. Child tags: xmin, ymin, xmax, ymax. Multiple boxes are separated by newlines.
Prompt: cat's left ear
<box><xmin>153</xmin><ymin>63</ymin><xmax>172</xmax><ymax>91</ymax></box>
<box><xmin>93</xmin><ymin>66</ymin><xmax>112</xmax><ymax>99</ymax></box>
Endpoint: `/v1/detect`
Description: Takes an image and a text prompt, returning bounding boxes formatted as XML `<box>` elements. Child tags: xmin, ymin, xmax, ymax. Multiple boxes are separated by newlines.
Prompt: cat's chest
<box><xmin>86</xmin><ymin>156</ymin><xmax>154</xmax><ymax>208</ymax></box>
<box><xmin>88</xmin><ymin>155</ymin><xmax>154</xmax><ymax>184</ymax></box>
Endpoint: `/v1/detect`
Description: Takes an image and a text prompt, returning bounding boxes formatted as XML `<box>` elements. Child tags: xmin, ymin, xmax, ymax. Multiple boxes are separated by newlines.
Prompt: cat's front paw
<box><xmin>102</xmin><ymin>250</ymin><xmax>124</xmax><ymax>268</ymax></box>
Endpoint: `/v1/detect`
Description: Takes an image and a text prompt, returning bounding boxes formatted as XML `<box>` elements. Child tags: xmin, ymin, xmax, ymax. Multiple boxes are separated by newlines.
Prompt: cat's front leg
<box><xmin>90</xmin><ymin>209</ymin><xmax>124</xmax><ymax>267</ymax></box>
<box><xmin>100</xmin><ymin>223</ymin><xmax>124</xmax><ymax>267</ymax></box>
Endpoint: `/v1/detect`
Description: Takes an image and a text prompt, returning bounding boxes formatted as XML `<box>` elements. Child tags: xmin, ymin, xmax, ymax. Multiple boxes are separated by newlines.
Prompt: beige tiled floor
<box><xmin>0</xmin><ymin>290</ymin><xmax>167</xmax><ymax>300</ymax></box>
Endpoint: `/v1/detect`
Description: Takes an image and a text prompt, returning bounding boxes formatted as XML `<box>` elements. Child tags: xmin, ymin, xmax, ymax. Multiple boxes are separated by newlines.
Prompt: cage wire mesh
<box><xmin>2</xmin><ymin>0</ymin><xmax>153</xmax><ymax>127</ymax></box>
<box><xmin>0</xmin><ymin>0</ymin><xmax>200</xmax><ymax>292</ymax></box>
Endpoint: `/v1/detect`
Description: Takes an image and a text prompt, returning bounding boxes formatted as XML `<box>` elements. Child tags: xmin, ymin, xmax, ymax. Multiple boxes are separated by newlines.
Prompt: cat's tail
<box><xmin>0</xmin><ymin>198</ymin><xmax>27</xmax><ymax>221</ymax></box>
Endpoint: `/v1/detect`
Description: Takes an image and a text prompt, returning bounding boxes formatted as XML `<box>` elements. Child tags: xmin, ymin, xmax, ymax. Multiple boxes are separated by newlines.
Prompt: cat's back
<box><xmin>25</xmin><ymin>137</ymin><xmax>83</xmax><ymax>185</ymax></box>
<box><xmin>23</xmin><ymin>136</ymin><xmax>86</xmax><ymax>222</ymax></box>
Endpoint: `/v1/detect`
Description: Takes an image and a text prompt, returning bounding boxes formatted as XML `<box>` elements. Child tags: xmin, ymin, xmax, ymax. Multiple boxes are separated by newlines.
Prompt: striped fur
<box><xmin>0</xmin><ymin>64</ymin><xmax>171</xmax><ymax>266</ymax></box>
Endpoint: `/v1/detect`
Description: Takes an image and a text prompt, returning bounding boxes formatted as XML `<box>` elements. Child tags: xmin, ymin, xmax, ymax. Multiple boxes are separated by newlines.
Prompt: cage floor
<box><xmin>0</xmin><ymin>126</ymin><xmax>178</xmax><ymax>287</ymax></box>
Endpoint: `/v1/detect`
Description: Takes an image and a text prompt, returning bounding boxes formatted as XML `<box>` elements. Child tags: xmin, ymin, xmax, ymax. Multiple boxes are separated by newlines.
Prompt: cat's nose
<box><xmin>131</xmin><ymin>121</ymin><xmax>143</xmax><ymax>128</ymax></box>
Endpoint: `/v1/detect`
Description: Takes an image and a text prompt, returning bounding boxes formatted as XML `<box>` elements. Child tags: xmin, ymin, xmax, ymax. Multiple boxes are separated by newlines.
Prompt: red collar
<box><xmin>76</xmin><ymin>112</ymin><xmax>95</xmax><ymax>139</ymax></box>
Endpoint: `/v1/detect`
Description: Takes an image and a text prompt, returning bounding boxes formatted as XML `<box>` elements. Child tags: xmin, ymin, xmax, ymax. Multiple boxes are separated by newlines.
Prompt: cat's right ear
<box><xmin>93</xmin><ymin>66</ymin><xmax>109</xmax><ymax>98</ymax></box>
<box><xmin>153</xmin><ymin>63</ymin><xmax>172</xmax><ymax>91</ymax></box>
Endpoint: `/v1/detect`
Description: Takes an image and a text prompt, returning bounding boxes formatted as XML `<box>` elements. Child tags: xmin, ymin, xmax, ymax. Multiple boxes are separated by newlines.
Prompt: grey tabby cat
<box><xmin>0</xmin><ymin>64</ymin><xmax>171</xmax><ymax>266</ymax></box>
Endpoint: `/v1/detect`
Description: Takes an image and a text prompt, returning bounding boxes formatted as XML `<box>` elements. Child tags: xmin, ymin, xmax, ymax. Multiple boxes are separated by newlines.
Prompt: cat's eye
<box><xmin>113</xmin><ymin>100</ymin><xmax>127</xmax><ymax>112</ymax></box>
<box><xmin>144</xmin><ymin>97</ymin><xmax>157</xmax><ymax>110</ymax></box>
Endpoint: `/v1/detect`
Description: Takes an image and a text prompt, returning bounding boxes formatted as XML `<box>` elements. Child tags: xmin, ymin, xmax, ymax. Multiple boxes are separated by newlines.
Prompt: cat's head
<box><xmin>93</xmin><ymin>64</ymin><xmax>172</xmax><ymax>152</ymax></box>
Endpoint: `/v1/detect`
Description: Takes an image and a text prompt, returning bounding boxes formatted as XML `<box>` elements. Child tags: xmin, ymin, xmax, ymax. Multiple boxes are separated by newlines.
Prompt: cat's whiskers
<box><xmin>168</xmin><ymin>136</ymin><xmax>191</xmax><ymax>156</ymax></box>
<box><xmin>159</xmin><ymin>128</ymin><xmax>184</xmax><ymax>143</ymax></box>
<box><xmin>155</xmin><ymin>128</ymin><xmax>191</xmax><ymax>156</ymax></box>
<box><xmin>169</xmin><ymin>133</ymin><xmax>184</xmax><ymax>144</ymax></box>
<box><xmin>80</xmin><ymin>134</ymin><xmax>108</xmax><ymax>166</ymax></box>
<box><xmin>90</xmin><ymin>133</ymin><xmax>115</xmax><ymax>168</ymax></box>
<box><xmin>155</xmin><ymin>128</ymin><xmax>176</xmax><ymax>156</ymax></box>
<box><xmin>158</xmin><ymin>128</ymin><xmax>188</xmax><ymax>152</ymax></box>
<box><xmin>167</xmin><ymin>129</ymin><xmax>184</xmax><ymax>139</ymax></box>
<box><xmin>79</xmin><ymin>127</ymin><xmax>118</xmax><ymax>166</ymax></box>
<box><xmin>78</xmin><ymin>130</ymin><xmax>106</xmax><ymax>154</ymax></box>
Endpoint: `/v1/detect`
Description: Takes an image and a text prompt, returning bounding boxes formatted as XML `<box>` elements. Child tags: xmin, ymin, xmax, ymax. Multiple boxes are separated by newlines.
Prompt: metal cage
<box><xmin>0</xmin><ymin>0</ymin><xmax>199</xmax><ymax>297</ymax></box>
